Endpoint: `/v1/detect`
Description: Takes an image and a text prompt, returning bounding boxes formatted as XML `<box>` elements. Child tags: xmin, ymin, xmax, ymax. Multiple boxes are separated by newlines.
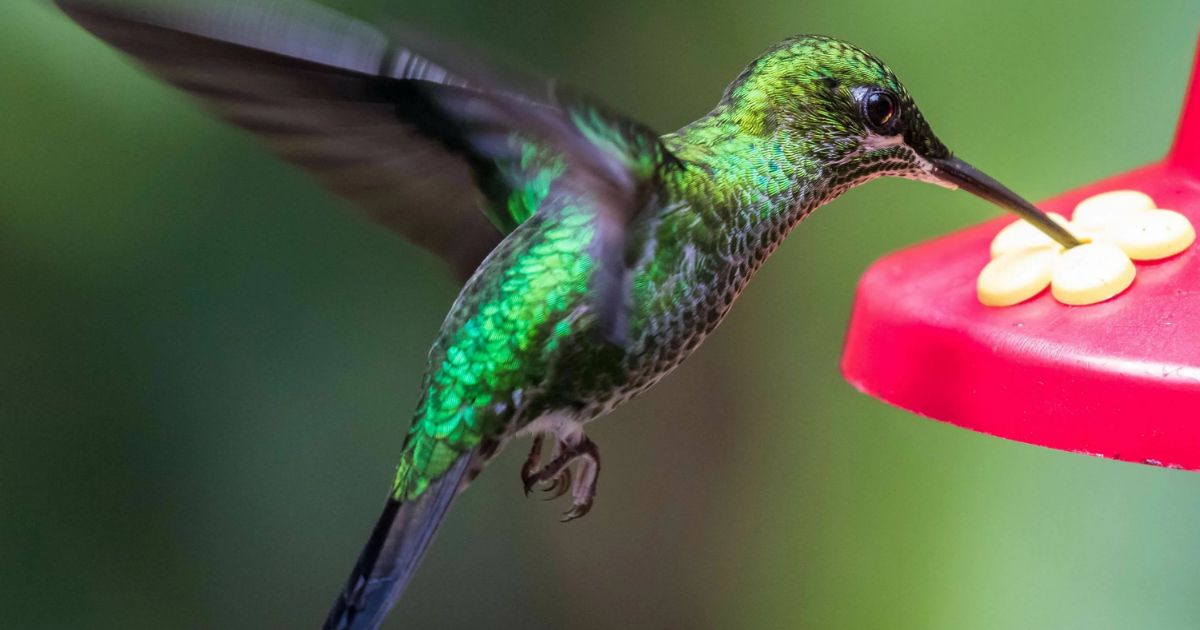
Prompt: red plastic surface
<box><xmin>841</xmin><ymin>34</ymin><xmax>1200</xmax><ymax>470</ymax></box>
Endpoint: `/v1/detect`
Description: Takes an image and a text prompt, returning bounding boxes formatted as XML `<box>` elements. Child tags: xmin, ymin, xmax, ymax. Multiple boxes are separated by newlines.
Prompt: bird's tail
<box><xmin>323</xmin><ymin>452</ymin><xmax>474</xmax><ymax>630</ymax></box>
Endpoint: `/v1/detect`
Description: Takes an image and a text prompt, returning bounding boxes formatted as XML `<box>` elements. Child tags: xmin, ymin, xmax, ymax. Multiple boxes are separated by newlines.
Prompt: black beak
<box><xmin>929</xmin><ymin>155</ymin><xmax>1081</xmax><ymax>249</ymax></box>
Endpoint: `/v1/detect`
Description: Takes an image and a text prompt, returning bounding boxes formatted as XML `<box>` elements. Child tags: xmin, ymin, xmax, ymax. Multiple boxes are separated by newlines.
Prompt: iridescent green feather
<box><xmin>393</xmin><ymin>193</ymin><xmax>597</xmax><ymax>499</ymax></box>
<box><xmin>393</xmin><ymin>106</ymin><xmax>671</xmax><ymax>499</ymax></box>
<box><xmin>392</xmin><ymin>35</ymin><xmax>931</xmax><ymax>500</ymax></box>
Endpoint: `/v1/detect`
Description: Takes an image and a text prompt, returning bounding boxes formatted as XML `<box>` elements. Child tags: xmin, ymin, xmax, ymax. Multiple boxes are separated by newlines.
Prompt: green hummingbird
<box><xmin>56</xmin><ymin>0</ymin><xmax>1081</xmax><ymax>628</ymax></box>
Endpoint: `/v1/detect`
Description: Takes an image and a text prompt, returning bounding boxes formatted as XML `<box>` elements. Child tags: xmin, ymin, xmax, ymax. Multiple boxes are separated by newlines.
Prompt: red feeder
<box><xmin>841</xmin><ymin>35</ymin><xmax>1200</xmax><ymax>470</ymax></box>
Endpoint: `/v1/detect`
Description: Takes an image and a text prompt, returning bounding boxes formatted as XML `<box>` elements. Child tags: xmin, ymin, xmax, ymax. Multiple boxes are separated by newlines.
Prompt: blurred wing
<box><xmin>544</xmin><ymin>95</ymin><xmax>684</xmax><ymax>345</ymax></box>
<box><xmin>55</xmin><ymin>0</ymin><xmax>681</xmax><ymax>339</ymax></box>
<box><xmin>54</xmin><ymin>0</ymin><xmax>524</xmax><ymax>277</ymax></box>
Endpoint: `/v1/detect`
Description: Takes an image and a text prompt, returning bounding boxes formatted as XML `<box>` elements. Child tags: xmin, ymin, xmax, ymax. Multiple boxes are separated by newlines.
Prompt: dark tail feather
<box><xmin>323</xmin><ymin>453</ymin><xmax>474</xmax><ymax>630</ymax></box>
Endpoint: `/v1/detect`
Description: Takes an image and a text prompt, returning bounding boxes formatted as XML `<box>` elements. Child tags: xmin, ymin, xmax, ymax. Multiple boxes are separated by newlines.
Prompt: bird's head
<box><xmin>722</xmin><ymin>35</ymin><xmax>1079</xmax><ymax>247</ymax></box>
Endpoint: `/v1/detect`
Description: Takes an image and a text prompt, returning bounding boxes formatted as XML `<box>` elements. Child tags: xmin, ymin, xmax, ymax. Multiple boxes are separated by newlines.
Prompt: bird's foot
<box><xmin>519</xmin><ymin>434</ymin><xmax>600</xmax><ymax>522</ymax></box>
<box><xmin>520</xmin><ymin>435</ymin><xmax>572</xmax><ymax>499</ymax></box>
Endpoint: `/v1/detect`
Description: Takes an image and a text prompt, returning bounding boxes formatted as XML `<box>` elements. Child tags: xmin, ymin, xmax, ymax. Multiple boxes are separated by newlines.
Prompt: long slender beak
<box><xmin>928</xmin><ymin>155</ymin><xmax>1082</xmax><ymax>249</ymax></box>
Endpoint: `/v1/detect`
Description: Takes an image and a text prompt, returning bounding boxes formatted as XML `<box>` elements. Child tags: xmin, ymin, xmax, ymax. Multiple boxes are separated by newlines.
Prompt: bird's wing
<box><xmin>54</xmin><ymin>0</ymin><xmax>677</xmax><ymax>284</ymax></box>
<box><xmin>527</xmin><ymin>92</ymin><xmax>682</xmax><ymax>345</ymax></box>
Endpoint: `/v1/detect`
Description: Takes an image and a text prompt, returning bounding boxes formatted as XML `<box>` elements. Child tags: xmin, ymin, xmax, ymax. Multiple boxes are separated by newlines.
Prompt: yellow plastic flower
<box><xmin>977</xmin><ymin>190</ymin><xmax>1195</xmax><ymax>307</ymax></box>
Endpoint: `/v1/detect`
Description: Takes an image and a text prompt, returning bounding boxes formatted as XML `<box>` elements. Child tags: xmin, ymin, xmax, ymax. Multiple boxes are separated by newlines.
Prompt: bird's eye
<box><xmin>863</xmin><ymin>91</ymin><xmax>899</xmax><ymax>132</ymax></box>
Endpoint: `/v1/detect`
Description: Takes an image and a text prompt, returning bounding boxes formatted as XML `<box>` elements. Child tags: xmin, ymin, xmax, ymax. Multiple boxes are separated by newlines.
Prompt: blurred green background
<box><xmin>4</xmin><ymin>0</ymin><xmax>1200</xmax><ymax>628</ymax></box>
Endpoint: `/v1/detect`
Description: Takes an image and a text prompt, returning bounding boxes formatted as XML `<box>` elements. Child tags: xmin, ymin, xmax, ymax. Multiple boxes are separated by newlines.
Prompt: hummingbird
<box><xmin>55</xmin><ymin>0</ymin><xmax>1081</xmax><ymax>628</ymax></box>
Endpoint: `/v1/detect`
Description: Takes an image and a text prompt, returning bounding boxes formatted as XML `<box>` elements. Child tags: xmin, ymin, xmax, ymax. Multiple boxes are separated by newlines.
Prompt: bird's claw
<box><xmin>560</xmin><ymin>499</ymin><xmax>592</xmax><ymax>522</ymax></box>
<box><xmin>541</xmin><ymin>467</ymin><xmax>572</xmax><ymax>500</ymax></box>
<box><xmin>519</xmin><ymin>434</ymin><xmax>600</xmax><ymax>520</ymax></box>
<box><xmin>520</xmin><ymin>435</ymin><xmax>545</xmax><ymax>497</ymax></box>
<box><xmin>521</xmin><ymin>460</ymin><xmax>572</xmax><ymax>499</ymax></box>
<box><xmin>521</xmin><ymin>473</ymin><xmax>535</xmax><ymax>497</ymax></box>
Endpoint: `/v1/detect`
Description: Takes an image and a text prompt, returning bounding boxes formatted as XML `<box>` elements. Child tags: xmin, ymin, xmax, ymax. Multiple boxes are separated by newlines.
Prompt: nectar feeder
<box><xmin>841</xmin><ymin>34</ymin><xmax>1200</xmax><ymax>470</ymax></box>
